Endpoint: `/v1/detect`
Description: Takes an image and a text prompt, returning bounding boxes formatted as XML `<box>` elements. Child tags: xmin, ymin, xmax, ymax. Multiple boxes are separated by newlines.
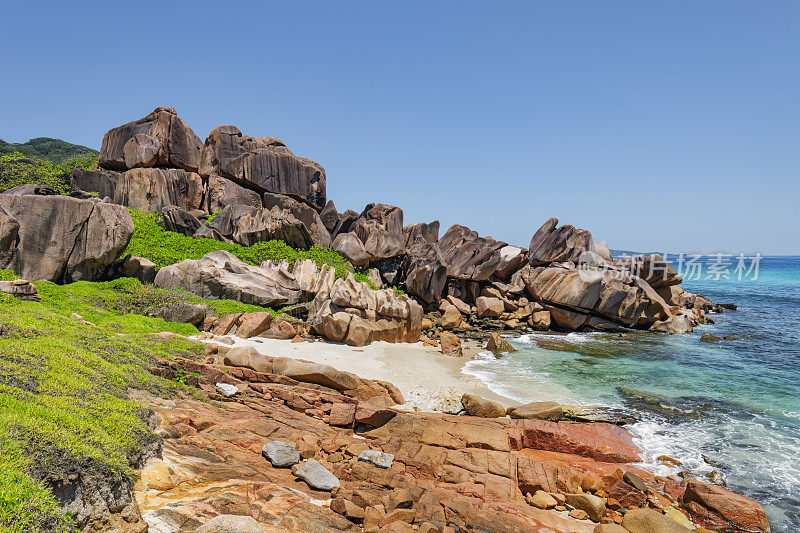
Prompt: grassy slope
<box><xmin>125</xmin><ymin>209</ymin><xmax>371</xmax><ymax>284</ymax></box>
<box><xmin>0</xmin><ymin>152</ymin><xmax>98</xmax><ymax>195</ymax></box>
<box><xmin>0</xmin><ymin>138</ymin><xmax>98</xmax><ymax>162</ymax></box>
<box><xmin>0</xmin><ymin>272</ymin><xmax>274</xmax><ymax>532</ymax></box>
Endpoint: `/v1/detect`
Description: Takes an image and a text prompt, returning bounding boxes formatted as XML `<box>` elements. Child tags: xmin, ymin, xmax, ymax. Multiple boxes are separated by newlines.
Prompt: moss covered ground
<box><xmin>0</xmin><ymin>271</ymin><xmax>273</xmax><ymax>532</ymax></box>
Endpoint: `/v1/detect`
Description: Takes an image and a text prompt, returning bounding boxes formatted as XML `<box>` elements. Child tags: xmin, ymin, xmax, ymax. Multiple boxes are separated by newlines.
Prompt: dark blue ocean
<box><xmin>463</xmin><ymin>256</ymin><xmax>800</xmax><ymax>531</ymax></box>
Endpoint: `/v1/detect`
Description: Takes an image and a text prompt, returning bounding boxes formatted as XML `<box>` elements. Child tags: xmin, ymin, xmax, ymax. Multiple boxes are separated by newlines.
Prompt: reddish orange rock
<box><xmin>682</xmin><ymin>479</ymin><xmax>770</xmax><ymax>533</ymax></box>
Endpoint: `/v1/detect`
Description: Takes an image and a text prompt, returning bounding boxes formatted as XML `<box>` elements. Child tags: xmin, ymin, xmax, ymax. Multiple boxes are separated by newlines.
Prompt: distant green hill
<box><xmin>0</xmin><ymin>137</ymin><xmax>98</xmax><ymax>162</ymax></box>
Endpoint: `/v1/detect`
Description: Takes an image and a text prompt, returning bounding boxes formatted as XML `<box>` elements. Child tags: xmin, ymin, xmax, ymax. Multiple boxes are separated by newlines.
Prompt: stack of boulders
<box><xmin>0</xmin><ymin>106</ymin><xmax>723</xmax><ymax>344</ymax></box>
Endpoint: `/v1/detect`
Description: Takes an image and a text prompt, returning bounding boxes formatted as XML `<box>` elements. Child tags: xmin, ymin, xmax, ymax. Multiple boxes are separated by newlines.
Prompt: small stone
<box><xmin>700</xmin><ymin>333</ymin><xmax>721</xmax><ymax>342</ymax></box>
<box><xmin>657</xmin><ymin>454</ymin><xmax>682</xmax><ymax>467</ymax></box>
<box><xmin>291</xmin><ymin>459</ymin><xmax>340</xmax><ymax>491</ymax></box>
<box><xmin>215</xmin><ymin>382</ymin><xmax>239</xmax><ymax>398</ymax></box>
<box><xmin>704</xmin><ymin>470</ymin><xmax>726</xmax><ymax>486</ymax></box>
<box><xmin>261</xmin><ymin>440</ymin><xmax>300</xmax><ymax>467</ymax></box>
<box><xmin>623</xmin><ymin>471</ymin><xmax>648</xmax><ymax>493</ymax></box>
<box><xmin>569</xmin><ymin>509</ymin><xmax>589</xmax><ymax>520</ymax></box>
<box><xmin>358</xmin><ymin>449</ymin><xmax>394</xmax><ymax>469</ymax></box>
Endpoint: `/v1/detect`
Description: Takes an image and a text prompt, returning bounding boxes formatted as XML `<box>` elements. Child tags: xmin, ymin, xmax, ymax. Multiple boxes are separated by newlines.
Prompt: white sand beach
<box><xmin>201</xmin><ymin>335</ymin><xmax>517</xmax><ymax>412</ymax></box>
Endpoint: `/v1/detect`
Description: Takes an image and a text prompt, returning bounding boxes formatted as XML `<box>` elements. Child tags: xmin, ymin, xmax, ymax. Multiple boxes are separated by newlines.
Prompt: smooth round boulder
<box><xmin>292</xmin><ymin>459</ymin><xmax>340</xmax><ymax>491</ymax></box>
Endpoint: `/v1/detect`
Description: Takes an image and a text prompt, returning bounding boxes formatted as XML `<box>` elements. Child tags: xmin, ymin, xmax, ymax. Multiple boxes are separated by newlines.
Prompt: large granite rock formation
<box><xmin>403</xmin><ymin>220</ymin><xmax>440</xmax><ymax>249</ymax></box>
<box><xmin>528</xmin><ymin>217</ymin><xmax>593</xmax><ymax>266</ymax></box>
<box><xmin>208</xmin><ymin>205</ymin><xmax>313</xmax><ymax>249</ymax></box>
<box><xmin>520</xmin><ymin>263</ymin><xmax>674</xmax><ymax>330</ymax></box>
<box><xmin>263</xmin><ymin>192</ymin><xmax>331</xmax><ymax>247</ymax></box>
<box><xmin>199</xmin><ymin>124</ymin><xmax>326</xmax><ymax>208</ymax></box>
<box><xmin>99</xmin><ymin>106</ymin><xmax>203</xmax><ymax>172</ymax></box>
<box><xmin>438</xmin><ymin>224</ymin><xmax>507</xmax><ymax>281</ymax></box>
<box><xmin>309</xmin><ymin>274</ymin><xmax>423</xmax><ymax>346</ymax></box>
<box><xmin>204</xmin><ymin>174</ymin><xmax>263</xmax><ymax>213</ymax></box>
<box><xmin>113</xmin><ymin>167</ymin><xmax>203</xmax><ymax>213</ymax></box>
<box><xmin>71</xmin><ymin>168</ymin><xmax>119</xmax><ymax>199</ymax></box>
<box><xmin>398</xmin><ymin>242</ymin><xmax>447</xmax><ymax>303</ymax></box>
<box><xmin>154</xmin><ymin>250</ymin><xmax>304</xmax><ymax>307</ymax></box>
<box><xmin>0</xmin><ymin>195</ymin><xmax>133</xmax><ymax>283</ymax></box>
<box><xmin>352</xmin><ymin>203</ymin><xmax>405</xmax><ymax>262</ymax></box>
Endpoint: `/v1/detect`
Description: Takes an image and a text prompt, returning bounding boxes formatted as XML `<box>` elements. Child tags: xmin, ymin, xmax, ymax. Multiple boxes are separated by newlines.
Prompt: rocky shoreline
<box><xmin>0</xmin><ymin>106</ymin><xmax>764</xmax><ymax>532</ymax></box>
<box><xmin>128</xmin><ymin>335</ymin><xmax>770</xmax><ymax>533</ymax></box>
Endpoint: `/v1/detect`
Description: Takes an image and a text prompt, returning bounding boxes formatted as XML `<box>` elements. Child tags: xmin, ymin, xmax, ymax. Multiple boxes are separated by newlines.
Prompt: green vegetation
<box><xmin>0</xmin><ymin>152</ymin><xmax>98</xmax><ymax>195</ymax></box>
<box><xmin>124</xmin><ymin>209</ymin><xmax>371</xmax><ymax>284</ymax></box>
<box><xmin>0</xmin><ymin>138</ymin><xmax>97</xmax><ymax>162</ymax></box>
<box><xmin>0</xmin><ymin>272</ymin><xmax>279</xmax><ymax>532</ymax></box>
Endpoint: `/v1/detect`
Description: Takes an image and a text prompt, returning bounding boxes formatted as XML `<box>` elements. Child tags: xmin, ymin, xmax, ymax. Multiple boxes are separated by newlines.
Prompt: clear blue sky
<box><xmin>1</xmin><ymin>1</ymin><xmax>798</xmax><ymax>254</ymax></box>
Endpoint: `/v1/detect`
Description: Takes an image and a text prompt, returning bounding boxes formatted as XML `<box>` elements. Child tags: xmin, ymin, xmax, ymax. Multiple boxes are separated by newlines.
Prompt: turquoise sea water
<box><xmin>463</xmin><ymin>256</ymin><xmax>800</xmax><ymax>531</ymax></box>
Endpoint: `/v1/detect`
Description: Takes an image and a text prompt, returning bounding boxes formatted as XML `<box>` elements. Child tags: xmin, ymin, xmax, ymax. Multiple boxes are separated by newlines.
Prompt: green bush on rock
<box><xmin>124</xmin><ymin>209</ymin><xmax>371</xmax><ymax>284</ymax></box>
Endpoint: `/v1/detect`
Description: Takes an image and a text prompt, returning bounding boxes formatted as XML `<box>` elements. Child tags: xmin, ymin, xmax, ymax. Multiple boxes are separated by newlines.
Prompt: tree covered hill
<box><xmin>0</xmin><ymin>137</ymin><xmax>98</xmax><ymax>162</ymax></box>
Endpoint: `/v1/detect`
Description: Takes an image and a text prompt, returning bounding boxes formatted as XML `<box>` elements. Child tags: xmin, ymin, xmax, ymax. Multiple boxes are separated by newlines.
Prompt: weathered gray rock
<box><xmin>403</xmin><ymin>221</ymin><xmax>440</xmax><ymax>249</ymax></box>
<box><xmin>199</xmin><ymin>124</ymin><xmax>326</xmax><ymax>208</ymax></box>
<box><xmin>357</xmin><ymin>450</ymin><xmax>394</xmax><ymax>469</ymax></box>
<box><xmin>494</xmin><ymin>245</ymin><xmax>528</xmax><ymax>281</ymax></box>
<box><xmin>161</xmin><ymin>206</ymin><xmax>203</xmax><ymax>236</ymax></box>
<box><xmin>122</xmin><ymin>133</ymin><xmax>161</xmax><ymax>169</ymax></box>
<box><xmin>332</xmin><ymin>209</ymin><xmax>359</xmax><ymax>238</ymax></box>
<box><xmin>71</xmin><ymin>168</ymin><xmax>120</xmax><ymax>199</ymax></box>
<box><xmin>263</xmin><ymin>192</ymin><xmax>330</xmax><ymax>247</ymax></box>
<box><xmin>438</xmin><ymin>224</ymin><xmax>507</xmax><ymax>281</ymax></box>
<box><xmin>194</xmin><ymin>514</ymin><xmax>262</xmax><ymax>533</ymax></box>
<box><xmin>292</xmin><ymin>459</ymin><xmax>340</xmax><ymax>491</ymax></box>
<box><xmin>120</xmin><ymin>255</ymin><xmax>156</xmax><ymax>284</ymax></box>
<box><xmin>192</xmin><ymin>225</ymin><xmax>230</xmax><ymax>243</ymax></box>
<box><xmin>2</xmin><ymin>183</ymin><xmax>57</xmax><ymax>196</ymax></box>
<box><xmin>398</xmin><ymin>242</ymin><xmax>447</xmax><ymax>303</ymax></box>
<box><xmin>319</xmin><ymin>200</ymin><xmax>339</xmax><ymax>233</ymax></box>
<box><xmin>0</xmin><ymin>195</ymin><xmax>133</xmax><ymax>283</ymax></box>
<box><xmin>204</xmin><ymin>174</ymin><xmax>263</xmax><ymax>214</ymax></box>
<box><xmin>0</xmin><ymin>204</ymin><xmax>19</xmax><ymax>265</ymax></box>
<box><xmin>331</xmin><ymin>232</ymin><xmax>370</xmax><ymax>267</ymax></box>
<box><xmin>353</xmin><ymin>203</ymin><xmax>404</xmax><ymax>262</ymax></box>
<box><xmin>147</xmin><ymin>302</ymin><xmax>207</xmax><ymax>327</ymax></box>
<box><xmin>261</xmin><ymin>440</ymin><xmax>300</xmax><ymax>467</ymax></box>
<box><xmin>528</xmin><ymin>217</ymin><xmax>593</xmax><ymax>266</ymax></box>
<box><xmin>215</xmin><ymin>383</ymin><xmax>239</xmax><ymax>398</ymax></box>
<box><xmin>99</xmin><ymin>106</ymin><xmax>203</xmax><ymax>172</ymax></box>
<box><xmin>208</xmin><ymin>204</ymin><xmax>313</xmax><ymax>249</ymax></box>
<box><xmin>271</xmin><ymin>357</ymin><xmax>360</xmax><ymax>391</ymax></box>
<box><xmin>114</xmin><ymin>168</ymin><xmax>203</xmax><ymax>213</ymax></box>
<box><xmin>521</xmin><ymin>263</ymin><xmax>671</xmax><ymax>329</ymax></box>
<box><xmin>154</xmin><ymin>250</ymin><xmax>303</xmax><ymax>307</ymax></box>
